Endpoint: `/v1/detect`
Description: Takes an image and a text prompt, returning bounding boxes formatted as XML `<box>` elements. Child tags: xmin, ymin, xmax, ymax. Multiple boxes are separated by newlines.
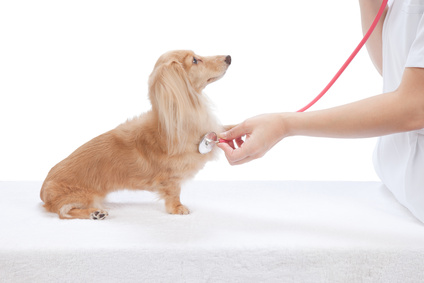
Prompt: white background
<box><xmin>0</xmin><ymin>0</ymin><xmax>383</xmax><ymax>181</ymax></box>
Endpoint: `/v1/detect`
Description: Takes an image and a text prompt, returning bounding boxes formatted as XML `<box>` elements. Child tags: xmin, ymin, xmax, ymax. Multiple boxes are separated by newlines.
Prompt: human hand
<box><xmin>217</xmin><ymin>113</ymin><xmax>287</xmax><ymax>165</ymax></box>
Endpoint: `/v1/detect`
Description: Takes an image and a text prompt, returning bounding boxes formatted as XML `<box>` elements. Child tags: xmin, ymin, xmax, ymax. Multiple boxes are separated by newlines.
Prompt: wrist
<box><xmin>278</xmin><ymin>112</ymin><xmax>298</xmax><ymax>138</ymax></box>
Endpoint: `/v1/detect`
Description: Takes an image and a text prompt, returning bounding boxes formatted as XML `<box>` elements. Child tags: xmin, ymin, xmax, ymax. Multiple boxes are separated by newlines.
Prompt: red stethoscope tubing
<box><xmin>296</xmin><ymin>0</ymin><xmax>388</xmax><ymax>112</ymax></box>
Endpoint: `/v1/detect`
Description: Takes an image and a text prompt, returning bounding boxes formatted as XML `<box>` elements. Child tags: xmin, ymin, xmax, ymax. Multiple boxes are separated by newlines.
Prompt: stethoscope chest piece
<box><xmin>199</xmin><ymin>132</ymin><xmax>218</xmax><ymax>154</ymax></box>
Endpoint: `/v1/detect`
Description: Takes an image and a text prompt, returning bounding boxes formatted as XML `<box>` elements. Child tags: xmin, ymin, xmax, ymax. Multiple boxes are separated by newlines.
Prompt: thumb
<box><xmin>219</xmin><ymin>122</ymin><xmax>249</xmax><ymax>140</ymax></box>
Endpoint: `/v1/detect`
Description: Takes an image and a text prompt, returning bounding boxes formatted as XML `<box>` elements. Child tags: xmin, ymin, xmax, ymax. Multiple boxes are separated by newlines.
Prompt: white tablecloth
<box><xmin>1</xmin><ymin>181</ymin><xmax>424</xmax><ymax>282</ymax></box>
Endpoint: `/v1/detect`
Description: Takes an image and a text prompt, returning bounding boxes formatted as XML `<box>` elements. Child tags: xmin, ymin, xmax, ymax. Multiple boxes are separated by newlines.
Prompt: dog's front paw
<box><xmin>168</xmin><ymin>204</ymin><xmax>190</xmax><ymax>215</ymax></box>
<box><xmin>90</xmin><ymin>210</ymin><xmax>108</xmax><ymax>220</ymax></box>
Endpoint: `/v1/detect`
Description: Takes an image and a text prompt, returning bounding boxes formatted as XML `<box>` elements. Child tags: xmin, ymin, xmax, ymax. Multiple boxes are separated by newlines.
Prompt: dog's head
<box><xmin>150</xmin><ymin>50</ymin><xmax>231</xmax><ymax>93</ymax></box>
<box><xmin>148</xmin><ymin>50</ymin><xmax>231</xmax><ymax>155</ymax></box>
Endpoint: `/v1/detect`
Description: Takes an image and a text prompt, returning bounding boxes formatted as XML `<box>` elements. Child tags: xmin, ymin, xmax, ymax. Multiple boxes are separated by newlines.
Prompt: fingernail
<box><xmin>220</xmin><ymin>132</ymin><xmax>228</xmax><ymax>139</ymax></box>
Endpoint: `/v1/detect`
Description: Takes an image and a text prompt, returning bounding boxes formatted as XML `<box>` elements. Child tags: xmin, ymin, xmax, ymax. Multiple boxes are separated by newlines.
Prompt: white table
<box><xmin>1</xmin><ymin>181</ymin><xmax>424</xmax><ymax>282</ymax></box>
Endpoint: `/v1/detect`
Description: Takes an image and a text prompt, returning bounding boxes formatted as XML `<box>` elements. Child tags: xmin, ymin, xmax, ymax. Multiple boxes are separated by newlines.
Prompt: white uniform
<box><xmin>373</xmin><ymin>0</ymin><xmax>424</xmax><ymax>222</ymax></box>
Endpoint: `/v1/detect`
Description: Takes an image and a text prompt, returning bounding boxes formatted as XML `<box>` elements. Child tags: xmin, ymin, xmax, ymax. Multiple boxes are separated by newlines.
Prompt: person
<box><xmin>217</xmin><ymin>0</ymin><xmax>424</xmax><ymax>223</ymax></box>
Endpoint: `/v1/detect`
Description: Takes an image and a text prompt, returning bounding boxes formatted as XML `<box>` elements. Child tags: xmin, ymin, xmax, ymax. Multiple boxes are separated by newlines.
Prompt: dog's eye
<box><xmin>192</xmin><ymin>57</ymin><xmax>198</xmax><ymax>64</ymax></box>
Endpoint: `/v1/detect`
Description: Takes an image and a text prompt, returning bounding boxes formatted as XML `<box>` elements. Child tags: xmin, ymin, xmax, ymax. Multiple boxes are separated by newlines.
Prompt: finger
<box><xmin>216</xmin><ymin>142</ymin><xmax>234</xmax><ymax>154</ymax></box>
<box><xmin>219</xmin><ymin>122</ymin><xmax>249</xmax><ymax>141</ymax></box>
<box><xmin>217</xmin><ymin>142</ymin><xmax>253</xmax><ymax>165</ymax></box>
<box><xmin>227</xmin><ymin>148</ymin><xmax>265</xmax><ymax>165</ymax></box>
<box><xmin>216</xmin><ymin>142</ymin><xmax>245</xmax><ymax>163</ymax></box>
<box><xmin>235</xmin><ymin>137</ymin><xmax>244</xmax><ymax>148</ymax></box>
<box><xmin>226</xmin><ymin>139</ymin><xmax>236</xmax><ymax>150</ymax></box>
<box><xmin>223</xmin><ymin>124</ymin><xmax>237</xmax><ymax>131</ymax></box>
<box><xmin>227</xmin><ymin>154</ymin><xmax>256</xmax><ymax>166</ymax></box>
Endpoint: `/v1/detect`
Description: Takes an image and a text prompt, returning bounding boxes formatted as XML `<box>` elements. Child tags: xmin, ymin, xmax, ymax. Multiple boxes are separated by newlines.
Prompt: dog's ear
<box><xmin>148</xmin><ymin>61</ymin><xmax>200</xmax><ymax>155</ymax></box>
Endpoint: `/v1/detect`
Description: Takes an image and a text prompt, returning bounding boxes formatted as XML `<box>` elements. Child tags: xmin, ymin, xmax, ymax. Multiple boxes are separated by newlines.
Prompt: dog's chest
<box><xmin>160</xmin><ymin>150</ymin><xmax>214</xmax><ymax>180</ymax></box>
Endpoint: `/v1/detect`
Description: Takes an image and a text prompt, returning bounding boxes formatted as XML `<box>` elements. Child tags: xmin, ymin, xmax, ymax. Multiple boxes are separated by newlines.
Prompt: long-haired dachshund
<box><xmin>40</xmin><ymin>50</ymin><xmax>231</xmax><ymax>220</ymax></box>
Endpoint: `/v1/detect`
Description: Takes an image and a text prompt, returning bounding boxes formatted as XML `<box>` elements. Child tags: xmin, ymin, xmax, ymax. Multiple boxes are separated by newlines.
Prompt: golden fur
<box><xmin>40</xmin><ymin>50</ymin><xmax>231</xmax><ymax>220</ymax></box>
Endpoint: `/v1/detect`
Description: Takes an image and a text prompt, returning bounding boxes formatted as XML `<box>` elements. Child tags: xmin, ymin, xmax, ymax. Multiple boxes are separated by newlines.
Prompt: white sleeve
<box><xmin>406</xmin><ymin>13</ymin><xmax>424</xmax><ymax>68</ymax></box>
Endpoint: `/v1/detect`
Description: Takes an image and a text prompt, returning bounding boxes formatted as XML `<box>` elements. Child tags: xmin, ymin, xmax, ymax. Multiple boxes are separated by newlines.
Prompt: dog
<box><xmin>40</xmin><ymin>50</ymin><xmax>231</xmax><ymax>220</ymax></box>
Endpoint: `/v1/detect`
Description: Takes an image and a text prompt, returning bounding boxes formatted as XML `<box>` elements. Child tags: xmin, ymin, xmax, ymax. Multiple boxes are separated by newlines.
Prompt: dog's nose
<box><xmin>225</xmin><ymin>55</ymin><xmax>231</xmax><ymax>65</ymax></box>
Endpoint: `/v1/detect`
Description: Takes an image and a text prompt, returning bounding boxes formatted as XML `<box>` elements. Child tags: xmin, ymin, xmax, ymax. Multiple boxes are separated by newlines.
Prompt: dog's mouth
<box><xmin>207</xmin><ymin>73</ymin><xmax>225</xmax><ymax>84</ymax></box>
<box><xmin>207</xmin><ymin>77</ymin><xmax>218</xmax><ymax>83</ymax></box>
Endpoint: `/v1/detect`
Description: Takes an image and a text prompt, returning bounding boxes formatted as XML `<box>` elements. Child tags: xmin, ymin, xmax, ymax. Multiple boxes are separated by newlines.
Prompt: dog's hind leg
<box><xmin>42</xmin><ymin>183</ymin><xmax>109</xmax><ymax>220</ymax></box>
<box><xmin>59</xmin><ymin>203</ymin><xmax>108</xmax><ymax>220</ymax></box>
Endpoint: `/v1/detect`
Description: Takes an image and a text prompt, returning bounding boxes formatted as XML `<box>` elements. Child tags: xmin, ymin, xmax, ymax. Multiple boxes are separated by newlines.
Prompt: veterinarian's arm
<box><xmin>218</xmin><ymin>67</ymin><xmax>424</xmax><ymax>165</ymax></box>
<box><xmin>359</xmin><ymin>0</ymin><xmax>387</xmax><ymax>75</ymax></box>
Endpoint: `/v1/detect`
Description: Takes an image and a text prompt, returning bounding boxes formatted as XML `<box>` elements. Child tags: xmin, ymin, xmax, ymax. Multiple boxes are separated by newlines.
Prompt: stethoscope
<box><xmin>199</xmin><ymin>0</ymin><xmax>388</xmax><ymax>154</ymax></box>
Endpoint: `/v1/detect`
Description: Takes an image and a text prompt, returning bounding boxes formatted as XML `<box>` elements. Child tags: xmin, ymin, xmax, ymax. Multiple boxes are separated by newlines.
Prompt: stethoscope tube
<box><xmin>296</xmin><ymin>0</ymin><xmax>389</xmax><ymax>112</ymax></box>
<box><xmin>199</xmin><ymin>0</ymin><xmax>389</xmax><ymax>154</ymax></box>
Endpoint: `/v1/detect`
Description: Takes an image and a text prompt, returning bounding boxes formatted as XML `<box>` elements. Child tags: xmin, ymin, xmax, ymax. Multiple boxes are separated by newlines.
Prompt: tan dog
<box><xmin>40</xmin><ymin>50</ymin><xmax>231</xmax><ymax>220</ymax></box>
